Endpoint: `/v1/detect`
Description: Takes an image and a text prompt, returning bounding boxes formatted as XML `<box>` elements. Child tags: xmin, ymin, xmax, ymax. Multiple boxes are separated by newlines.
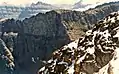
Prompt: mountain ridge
<box><xmin>38</xmin><ymin>11</ymin><xmax>119</xmax><ymax>74</ymax></box>
<box><xmin>0</xmin><ymin>1</ymin><xmax>119</xmax><ymax>20</ymax></box>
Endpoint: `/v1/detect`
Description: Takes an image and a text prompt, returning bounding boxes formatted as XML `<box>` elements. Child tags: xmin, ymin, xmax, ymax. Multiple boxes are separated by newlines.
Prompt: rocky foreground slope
<box><xmin>38</xmin><ymin>12</ymin><xmax>119</xmax><ymax>74</ymax></box>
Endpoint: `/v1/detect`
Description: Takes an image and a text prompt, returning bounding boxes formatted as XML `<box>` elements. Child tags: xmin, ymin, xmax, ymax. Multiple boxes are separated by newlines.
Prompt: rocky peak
<box><xmin>38</xmin><ymin>11</ymin><xmax>119</xmax><ymax>74</ymax></box>
<box><xmin>31</xmin><ymin>1</ymin><xmax>53</xmax><ymax>7</ymax></box>
<box><xmin>0</xmin><ymin>10</ymin><xmax>70</xmax><ymax>74</ymax></box>
<box><xmin>73</xmin><ymin>0</ymin><xmax>91</xmax><ymax>9</ymax></box>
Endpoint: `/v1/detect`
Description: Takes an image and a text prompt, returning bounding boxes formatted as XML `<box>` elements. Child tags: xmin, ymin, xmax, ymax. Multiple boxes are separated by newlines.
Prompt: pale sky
<box><xmin>0</xmin><ymin>0</ymin><xmax>119</xmax><ymax>5</ymax></box>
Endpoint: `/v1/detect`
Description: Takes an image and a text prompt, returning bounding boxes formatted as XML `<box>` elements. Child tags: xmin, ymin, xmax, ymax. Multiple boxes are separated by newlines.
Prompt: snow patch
<box><xmin>67</xmin><ymin>60</ymin><xmax>75</xmax><ymax>74</ymax></box>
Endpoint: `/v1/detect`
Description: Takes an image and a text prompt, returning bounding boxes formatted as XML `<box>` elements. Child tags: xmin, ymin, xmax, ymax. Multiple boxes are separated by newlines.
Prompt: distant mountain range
<box><xmin>73</xmin><ymin>0</ymin><xmax>91</xmax><ymax>9</ymax></box>
<box><xmin>0</xmin><ymin>1</ymin><xmax>58</xmax><ymax>20</ymax></box>
<box><xmin>0</xmin><ymin>1</ymin><xmax>111</xmax><ymax>20</ymax></box>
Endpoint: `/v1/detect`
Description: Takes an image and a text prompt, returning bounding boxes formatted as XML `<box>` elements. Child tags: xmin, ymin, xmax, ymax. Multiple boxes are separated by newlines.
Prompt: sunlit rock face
<box><xmin>38</xmin><ymin>12</ymin><xmax>119</xmax><ymax>74</ymax></box>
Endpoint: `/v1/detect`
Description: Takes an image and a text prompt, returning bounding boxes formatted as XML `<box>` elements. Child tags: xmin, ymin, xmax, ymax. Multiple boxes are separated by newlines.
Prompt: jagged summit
<box><xmin>31</xmin><ymin>1</ymin><xmax>53</xmax><ymax>6</ymax></box>
<box><xmin>38</xmin><ymin>11</ymin><xmax>119</xmax><ymax>74</ymax></box>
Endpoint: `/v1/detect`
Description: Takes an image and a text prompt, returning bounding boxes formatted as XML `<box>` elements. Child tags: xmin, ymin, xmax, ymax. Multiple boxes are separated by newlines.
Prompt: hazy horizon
<box><xmin>0</xmin><ymin>0</ymin><xmax>119</xmax><ymax>6</ymax></box>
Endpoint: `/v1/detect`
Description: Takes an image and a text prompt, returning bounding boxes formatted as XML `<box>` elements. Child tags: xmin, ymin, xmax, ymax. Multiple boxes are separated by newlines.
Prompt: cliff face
<box><xmin>53</xmin><ymin>1</ymin><xmax>119</xmax><ymax>40</ymax></box>
<box><xmin>38</xmin><ymin>11</ymin><xmax>119</xmax><ymax>74</ymax></box>
<box><xmin>60</xmin><ymin>1</ymin><xmax>119</xmax><ymax>26</ymax></box>
<box><xmin>0</xmin><ymin>38</ymin><xmax>15</xmax><ymax>74</ymax></box>
<box><xmin>0</xmin><ymin>11</ymin><xmax>70</xmax><ymax>74</ymax></box>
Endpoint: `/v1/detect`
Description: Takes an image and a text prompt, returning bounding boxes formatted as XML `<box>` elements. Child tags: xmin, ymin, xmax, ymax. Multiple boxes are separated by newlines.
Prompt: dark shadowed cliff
<box><xmin>0</xmin><ymin>11</ymin><xmax>70</xmax><ymax>74</ymax></box>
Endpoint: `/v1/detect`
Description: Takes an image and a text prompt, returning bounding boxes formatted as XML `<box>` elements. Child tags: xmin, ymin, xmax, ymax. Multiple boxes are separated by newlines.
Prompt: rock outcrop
<box><xmin>53</xmin><ymin>1</ymin><xmax>119</xmax><ymax>40</ymax></box>
<box><xmin>0</xmin><ymin>11</ymin><xmax>70</xmax><ymax>74</ymax></box>
<box><xmin>38</xmin><ymin>12</ymin><xmax>119</xmax><ymax>74</ymax></box>
<box><xmin>0</xmin><ymin>38</ymin><xmax>15</xmax><ymax>74</ymax></box>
